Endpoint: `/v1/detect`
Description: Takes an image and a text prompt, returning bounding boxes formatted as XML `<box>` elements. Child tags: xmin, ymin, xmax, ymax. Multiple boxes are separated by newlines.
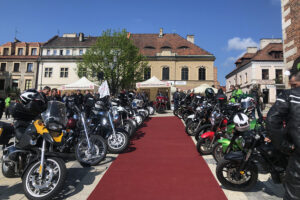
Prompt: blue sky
<box><xmin>0</xmin><ymin>0</ymin><xmax>282</xmax><ymax>85</ymax></box>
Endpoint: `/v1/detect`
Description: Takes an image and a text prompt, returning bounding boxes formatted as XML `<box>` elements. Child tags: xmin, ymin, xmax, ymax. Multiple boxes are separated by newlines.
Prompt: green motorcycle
<box><xmin>212</xmin><ymin>119</ymin><xmax>260</xmax><ymax>162</ymax></box>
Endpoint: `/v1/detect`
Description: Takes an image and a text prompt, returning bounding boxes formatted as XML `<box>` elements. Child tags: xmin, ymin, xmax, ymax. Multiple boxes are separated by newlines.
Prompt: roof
<box><xmin>130</xmin><ymin>33</ymin><xmax>213</xmax><ymax>56</ymax></box>
<box><xmin>42</xmin><ymin>35</ymin><xmax>98</xmax><ymax>48</ymax></box>
<box><xmin>226</xmin><ymin>43</ymin><xmax>283</xmax><ymax>78</ymax></box>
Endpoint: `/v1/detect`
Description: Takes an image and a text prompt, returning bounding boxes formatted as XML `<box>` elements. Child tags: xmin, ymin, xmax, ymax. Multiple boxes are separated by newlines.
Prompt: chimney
<box><xmin>79</xmin><ymin>33</ymin><xmax>84</xmax><ymax>42</ymax></box>
<box><xmin>187</xmin><ymin>35</ymin><xmax>194</xmax><ymax>44</ymax></box>
<box><xmin>159</xmin><ymin>28</ymin><xmax>163</xmax><ymax>37</ymax></box>
<box><xmin>260</xmin><ymin>39</ymin><xmax>282</xmax><ymax>49</ymax></box>
<box><xmin>247</xmin><ymin>47</ymin><xmax>258</xmax><ymax>54</ymax></box>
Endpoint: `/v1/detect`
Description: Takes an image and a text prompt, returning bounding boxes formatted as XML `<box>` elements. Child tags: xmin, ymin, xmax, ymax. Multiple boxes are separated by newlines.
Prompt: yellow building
<box><xmin>131</xmin><ymin>29</ymin><xmax>218</xmax><ymax>91</ymax></box>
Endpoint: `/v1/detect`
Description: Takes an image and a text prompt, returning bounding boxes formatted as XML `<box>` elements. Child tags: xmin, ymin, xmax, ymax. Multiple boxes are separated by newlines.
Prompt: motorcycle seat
<box><xmin>14</xmin><ymin>120</ymin><xmax>31</xmax><ymax>141</ymax></box>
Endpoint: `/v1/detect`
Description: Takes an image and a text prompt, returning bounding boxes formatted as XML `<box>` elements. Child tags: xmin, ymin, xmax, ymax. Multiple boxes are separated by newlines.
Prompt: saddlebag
<box><xmin>0</xmin><ymin>122</ymin><xmax>14</xmax><ymax>145</ymax></box>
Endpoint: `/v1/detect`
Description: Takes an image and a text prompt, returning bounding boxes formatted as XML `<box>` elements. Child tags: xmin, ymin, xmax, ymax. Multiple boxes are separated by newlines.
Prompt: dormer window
<box><xmin>18</xmin><ymin>48</ymin><xmax>23</xmax><ymax>55</ymax></box>
<box><xmin>161</xmin><ymin>46</ymin><xmax>171</xmax><ymax>49</ymax></box>
<box><xmin>177</xmin><ymin>46</ymin><xmax>189</xmax><ymax>49</ymax></box>
<box><xmin>144</xmin><ymin>46</ymin><xmax>155</xmax><ymax>49</ymax></box>
<box><xmin>3</xmin><ymin>48</ymin><xmax>9</xmax><ymax>56</ymax></box>
<box><xmin>31</xmin><ymin>48</ymin><xmax>37</xmax><ymax>55</ymax></box>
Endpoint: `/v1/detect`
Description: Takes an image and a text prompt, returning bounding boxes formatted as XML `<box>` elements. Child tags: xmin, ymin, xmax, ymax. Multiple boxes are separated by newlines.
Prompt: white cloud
<box><xmin>223</xmin><ymin>51</ymin><xmax>246</xmax><ymax>66</ymax></box>
<box><xmin>227</xmin><ymin>37</ymin><xmax>258</xmax><ymax>51</ymax></box>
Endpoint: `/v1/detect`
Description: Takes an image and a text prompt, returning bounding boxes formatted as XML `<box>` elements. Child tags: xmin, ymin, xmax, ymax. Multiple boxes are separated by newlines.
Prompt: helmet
<box><xmin>205</xmin><ymin>88</ymin><xmax>215</xmax><ymax>99</ymax></box>
<box><xmin>233</xmin><ymin>113</ymin><xmax>250</xmax><ymax>132</ymax></box>
<box><xmin>20</xmin><ymin>89</ymin><xmax>44</xmax><ymax>105</ymax></box>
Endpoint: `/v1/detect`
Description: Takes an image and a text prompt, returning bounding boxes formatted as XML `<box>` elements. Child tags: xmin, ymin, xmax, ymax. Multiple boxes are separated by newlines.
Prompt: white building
<box><xmin>226</xmin><ymin>39</ymin><xmax>286</xmax><ymax>104</ymax></box>
<box><xmin>38</xmin><ymin>33</ymin><xmax>96</xmax><ymax>89</ymax></box>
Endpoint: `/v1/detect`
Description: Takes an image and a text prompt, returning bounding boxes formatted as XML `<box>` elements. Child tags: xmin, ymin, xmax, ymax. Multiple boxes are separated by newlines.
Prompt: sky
<box><xmin>0</xmin><ymin>0</ymin><xmax>282</xmax><ymax>85</ymax></box>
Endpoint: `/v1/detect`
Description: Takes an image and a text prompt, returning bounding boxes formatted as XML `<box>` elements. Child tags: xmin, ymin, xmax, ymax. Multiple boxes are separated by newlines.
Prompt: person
<box><xmin>249</xmin><ymin>84</ymin><xmax>263</xmax><ymax>120</ymax></box>
<box><xmin>173</xmin><ymin>88</ymin><xmax>180</xmax><ymax>110</ymax></box>
<box><xmin>0</xmin><ymin>97</ymin><xmax>5</xmax><ymax>119</ymax></box>
<box><xmin>229</xmin><ymin>85</ymin><xmax>237</xmax><ymax>103</ymax></box>
<box><xmin>5</xmin><ymin>95</ymin><xmax>11</xmax><ymax>119</ymax></box>
<box><xmin>83</xmin><ymin>90</ymin><xmax>94</xmax><ymax>118</ymax></box>
<box><xmin>49</xmin><ymin>88</ymin><xmax>62</xmax><ymax>101</ymax></box>
<box><xmin>74</xmin><ymin>90</ymin><xmax>84</xmax><ymax>107</ymax></box>
<box><xmin>266</xmin><ymin>56</ymin><xmax>300</xmax><ymax>200</ymax></box>
<box><xmin>40</xmin><ymin>86</ymin><xmax>51</xmax><ymax>101</ymax></box>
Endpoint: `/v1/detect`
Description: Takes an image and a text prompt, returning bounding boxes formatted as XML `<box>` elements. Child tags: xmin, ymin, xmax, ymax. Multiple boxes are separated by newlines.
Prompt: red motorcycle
<box><xmin>155</xmin><ymin>95</ymin><xmax>167</xmax><ymax>113</ymax></box>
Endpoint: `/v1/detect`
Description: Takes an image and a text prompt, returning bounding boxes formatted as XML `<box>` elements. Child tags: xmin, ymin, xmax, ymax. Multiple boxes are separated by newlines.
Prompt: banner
<box><xmin>98</xmin><ymin>80</ymin><xmax>110</xmax><ymax>98</ymax></box>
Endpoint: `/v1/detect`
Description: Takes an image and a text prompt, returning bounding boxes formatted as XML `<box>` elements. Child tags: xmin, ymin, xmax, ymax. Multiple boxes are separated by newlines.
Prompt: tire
<box><xmin>147</xmin><ymin>106</ymin><xmax>155</xmax><ymax>115</ymax></box>
<box><xmin>216</xmin><ymin>159</ymin><xmax>258</xmax><ymax>191</ymax></box>
<box><xmin>194</xmin><ymin>124</ymin><xmax>212</xmax><ymax>141</ymax></box>
<box><xmin>123</xmin><ymin>119</ymin><xmax>135</xmax><ymax>137</ymax></box>
<box><xmin>134</xmin><ymin>115</ymin><xmax>143</xmax><ymax>126</ymax></box>
<box><xmin>107</xmin><ymin>130</ymin><xmax>129</xmax><ymax>154</ymax></box>
<box><xmin>212</xmin><ymin>143</ymin><xmax>226</xmax><ymax>163</ymax></box>
<box><xmin>196</xmin><ymin>137</ymin><xmax>214</xmax><ymax>155</ymax></box>
<box><xmin>23</xmin><ymin>157</ymin><xmax>67</xmax><ymax>200</ymax></box>
<box><xmin>173</xmin><ymin>109</ymin><xmax>179</xmax><ymax>117</ymax></box>
<box><xmin>183</xmin><ymin>112</ymin><xmax>190</xmax><ymax>121</ymax></box>
<box><xmin>185</xmin><ymin>121</ymin><xmax>198</xmax><ymax>136</ymax></box>
<box><xmin>75</xmin><ymin>135</ymin><xmax>107</xmax><ymax>167</ymax></box>
<box><xmin>2</xmin><ymin>161</ymin><xmax>16</xmax><ymax>178</ymax></box>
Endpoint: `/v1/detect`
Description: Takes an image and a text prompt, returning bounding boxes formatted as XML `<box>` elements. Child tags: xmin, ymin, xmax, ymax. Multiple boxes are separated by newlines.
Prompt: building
<box><xmin>38</xmin><ymin>33</ymin><xmax>97</xmax><ymax>89</ymax></box>
<box><xmin>131</xmin><ymin>28</ymin><xmax>218</xmax><ymax>90</ymax></box>
<box><xmin>0</xmin><ymin>39</ymin><xmax>41</xmax><ymax>97</ymax></box>
<box><xmin>226</xmin><ymin>39</ymin><xmax>285</xmax><ymax>104</ymax></box>
<box><xmin>281</xmin><ymin>0</ymin><xmax>300</xmax><ymax>86</ymax></box>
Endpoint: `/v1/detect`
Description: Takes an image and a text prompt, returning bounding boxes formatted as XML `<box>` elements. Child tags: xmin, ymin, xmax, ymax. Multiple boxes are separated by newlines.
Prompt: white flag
<box><xmin>98</xmin><ymin>80</ymin><xmax>110</xmax><ymax>98</ymax></box>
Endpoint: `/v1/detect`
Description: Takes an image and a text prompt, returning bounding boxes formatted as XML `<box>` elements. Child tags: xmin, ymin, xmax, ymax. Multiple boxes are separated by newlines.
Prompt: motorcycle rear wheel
<box><xmin>216</xmin><ymin>159</ymin><xmax>258</xmax><ymax>191</ymax></box>
<box><xmin>23</xmin><ymin>157</ymin><xmax>67</xmax><ymax>200</ymax></box>
<box><xmin>75</xmin><ymin>135</ymin><xmax>107</xmax><ymax>167</ymax></box>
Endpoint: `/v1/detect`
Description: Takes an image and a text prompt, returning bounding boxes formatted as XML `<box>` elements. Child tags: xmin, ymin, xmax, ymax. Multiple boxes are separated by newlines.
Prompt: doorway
<box><xmin>262</xmin><ymin>89</ymin><xmax>269</xmax><ymax>104</ymax></box>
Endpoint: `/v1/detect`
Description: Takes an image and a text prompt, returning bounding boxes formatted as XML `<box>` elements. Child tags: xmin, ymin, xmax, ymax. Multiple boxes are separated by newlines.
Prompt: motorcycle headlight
<box><xmin>210</xmin><ymin>117</ymin><xmax>216</xmax><ymax>126</ymax></box>
<box><xmin>73</xmin><ymin>114</ymin><xmax>78</xmax><ymax>120</ymax></box>
<box><xmin>102</xmin><ymin>118</ymin><xmax>108</xmax><ymax>126</ymax></box>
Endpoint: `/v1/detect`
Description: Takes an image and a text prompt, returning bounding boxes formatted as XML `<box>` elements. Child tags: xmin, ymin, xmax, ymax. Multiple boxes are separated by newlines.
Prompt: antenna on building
<box><xmin>14</xmin><ymin>27</ymin><xmax>19</xmax><ymax>41</ymax></box>
<box><xmin>57</xmin><ymin>29</ymin><xmax>60</xmax><ymax>36</ymax></box>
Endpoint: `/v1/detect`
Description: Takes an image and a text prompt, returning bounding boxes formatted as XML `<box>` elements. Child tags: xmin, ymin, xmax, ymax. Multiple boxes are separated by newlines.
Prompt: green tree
<box><xmin>77</xmin><ymin>29</ymin><xmax>148</xmax><ymax>95</ymax></box>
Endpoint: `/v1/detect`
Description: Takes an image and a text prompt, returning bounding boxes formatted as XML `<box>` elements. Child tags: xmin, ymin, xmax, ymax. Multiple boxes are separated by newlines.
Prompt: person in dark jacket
<box><xmin>249</xmin><ymin>84</ymin><xmax>263</xmax><ymax>120</ymax></box>
<box><xmin>74</xmin><ymin>90</ymin><xmax>84</xmax><ymax>107</ymax></box>
<box><xmin>173</xmin><ymin>88</ymin><xmax>180</xmax><ymax>110</ymax></box>
<box><xmin>0</xmin><ymin>97</ymin><xmax>5</xmax><ymax>119</ymax></box>
<box><xmin>83</xmin><ymin>90</ymin><xmax>94</xmax><ymax>118</ymax></box>
<box><xmin>49</xmin><ymin>88</ymin><xmax>62</xmax><ymax>101</ymax></box>
<box><xmin>266</xmin><ymin>56</ymin><xmax>300</xmax><ymax>200</ymax></box>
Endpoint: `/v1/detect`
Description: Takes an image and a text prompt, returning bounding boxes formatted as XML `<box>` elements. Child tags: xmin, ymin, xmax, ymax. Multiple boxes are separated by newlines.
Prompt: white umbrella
<box><xmin>193</xmin><ymin>84</ymin><xmax>218</xmax><ymax>94</ymax></box>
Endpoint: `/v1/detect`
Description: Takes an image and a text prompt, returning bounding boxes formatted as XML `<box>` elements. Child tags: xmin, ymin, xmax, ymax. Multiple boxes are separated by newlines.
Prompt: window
<box><xmin>162</xmin><ymin>67</ymin><xmax>169</xmax><ymax>80</ymax></box>
<box><xmin>245</xmin><ymin>73</ymin><xmax>248</xmax><ymax>83</ymax></box>
<box><xmin>44</xmin><ymin>68</ymin><xmax>53</xmax><ymax>77</ymax></box>
<box><xmin>144</xmin><ymin>67</ymin><xmax>151</xmax><ymax>80</ymax></box>
<box><xmin>198</xmin><ymin>67</ymin><xmax>206</xmax><ymax>80</ymax></box>
<box><xmin>178</xmin><ymin>46</ymin><xmax>189</xmax><ymax>49</ymax></box>
<box><xmin>262</xmin><ymin>69</ymin><xmax>269</xmax><ymax>80</ymax></box>
<box><xmin>25</xmin><ymin>79</ymin><xmax>32</xmax><ymax>90</ymax></box>
<box><xmin>47</xmin><ymin>50</ymin><xmax>50</xmax><ymax>55</ymax></box>
<box><xmin>276</xmin><ymin>69</ymin><xmax>283</xmax><ymax>84</ymax></box>
<box><xmin>31</xmin><ymin>48</ymin><xmax>37</xmax><ymax>55</ymax></box>
<box><xmin>181</xmin><ymin>67</ymin><xmax>189</xmax><ymax>80</ymax></box>
<box><xmin>53</xmin><ymin>50</ymin><xmax>57</xmax><ymax>55</ymax></box>
<box><xmin>0</xmin><ymin>80</ymin><xmax>4</xmax><ymax>90</ymax></box>
<box><xmin>3</xmin><ymin>48</ymin><xmax>9</xmax><ymax>55</ymax></box>
<box><xmin>79</xmin><ymin>49</ymin><xmax>83</xmax><ymax>55</ymax></box>
<box><xmin>161</xmin><ymin>46</ymin><xmax>171</xmax><ymax>49</ymax></box>
<box><xmin>60</xmin><ymin>68</ymin><xmax>68</xmax><ymax>78</ymax></box>
<box><xmin>27</xmin><ymin>63</ymin><xmax>33</xmax><ymax>72</ymax></box>
<box><xmin>12</xmin><ymin>79</ymin><xmax>19</xmax><ymax>90</ymax></box>
<box><xmin>13</xmin><ymin>63</ymin><xmax>20</xmax><ymax>72</ymax></box>
<box><xmin>0</xmin><ymin>63</ymin><xmax>6</xmax><ymax>71</ymax></box>
<box><xmin>60</xmin><ymin>50</ymin><xmax>63</xmax><ymax>56</ymax></box>
<box><xmin>144</xmin><ymin>46</ymin><xmax>155</xmax><ymax>49</ymax></box>
<box><xmin>66</xmin><ymin>49</ymin><xmax>70</xmax><ymax>55</ymax></box>
<box><xmin>18</xmin><ymin>48</ymin><xmax>23</xmax><ymax>55</ymax></box>
<box><xmin>240</xmin><ymin>75</ymin><xmax>242</xmax><ymax>84</ymax></box>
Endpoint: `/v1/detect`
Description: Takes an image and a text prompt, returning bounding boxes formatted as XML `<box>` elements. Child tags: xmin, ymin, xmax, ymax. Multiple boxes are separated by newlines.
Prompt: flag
<box><xmin>99</xmin><ymin>80</ymin><xmax>110</xmax><ymax>98</ymax></box>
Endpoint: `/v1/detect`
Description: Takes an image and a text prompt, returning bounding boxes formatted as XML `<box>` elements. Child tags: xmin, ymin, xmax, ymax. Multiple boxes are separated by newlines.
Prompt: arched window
<box><xmin>162</xmin><ymin>67</ymin><xmax>169</xmax><ymax>80</ymax></box>
<box><xmin>144</xmin><ymin>67</ymin><xmax>151</xmax><ymax>80</ymax></box>
<box><xmin>181</xmin><ymin>67</ymin><xmax>189</xmax><ymax>80</ymax></box>
<box><xmin>198</xmin><ymin>67</ymin><xmax>206</xmax><ymax>80</ymax></box>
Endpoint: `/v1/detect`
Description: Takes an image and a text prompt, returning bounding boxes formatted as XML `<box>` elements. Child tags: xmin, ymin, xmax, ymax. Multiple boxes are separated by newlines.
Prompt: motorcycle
<box><xmin>1</xmin><ymin>101</ymin><xmax>67</xmax><ymax>200</ymax></box>
<box><xmin>155</xmin><ymin>95</ymin><xmax>167</xmax><ymax>113</ymax></box>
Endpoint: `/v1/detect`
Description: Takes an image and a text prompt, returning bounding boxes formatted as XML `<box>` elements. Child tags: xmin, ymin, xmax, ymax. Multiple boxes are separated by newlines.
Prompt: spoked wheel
<box><xmin>196</xmin><ymin>137</ymin><xmax>214</xmax><ymax>155</ymax></box>
<box><xmin>194</xmin><ymin>124</ymin><xmax>212</xmax><ymax>141</ymax></box>
<box><xmin>107</xmin><ymin>131</ymin><xmax>129</xmax><ymax>154</ymax></box>
<box><xmin>212</xmin><ymin>143</ymin><xmax>225</xmax><ymax>163</ymax></box>
<box><xmin>216</xmin><ymin>159</ymin><xmax>258</xmax><ymax>191</ymax></box>
<box><xmin>23</xmin><ymin>157</ymin><xmax>67</xmax><ymax>200</ymax></box>
<box><xmin>185</xmin><ymin>121</ymin><xmax>198</xmax><ymax>136</ymax></box>
<box><xmin>75</xmin><ymin>135</ymin><xmax>107</xmax><ymax>167</ymax></box>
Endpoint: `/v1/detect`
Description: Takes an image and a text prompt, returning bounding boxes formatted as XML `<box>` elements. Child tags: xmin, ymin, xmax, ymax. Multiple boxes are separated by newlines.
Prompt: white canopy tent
<box><xmin>136</xmin><ymin>76</ymin><xmax>171</xmax><ymax>88</ymax></box>
<box><xmin>59</xmin><ymin>77</ymin><xmax>99</xmax><ymax>90</ymax></box>
<box><xmin>193</xmin><ymin>84</ymin><xmax>218</xmax><ymax>94</ymax></box>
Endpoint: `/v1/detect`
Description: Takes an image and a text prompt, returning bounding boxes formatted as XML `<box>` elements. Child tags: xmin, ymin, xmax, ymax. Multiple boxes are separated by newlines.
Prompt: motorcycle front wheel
<box><xmin>212</xmin><ymin>143</ymin><xmax>226</xmax><ymax>163</ymax></box>
<box><xmin>194</xmin><ymin>124</ymin><xmax>212</xmax><ymax>141</ymax></box>
<box><xmin>216</xmin><ymin>159</ymin><xmax>258</xmax><ymax>191</ymax></box>
<box><xmin>185</xmin><ymin>121</ymin><xmax>198</xmax><ymax>136</ymax></box>
<box><xmin>23</xmin><ymin>157</ymin><xmax>67</xmax><ymax>200</ymax></box>
<box><xmin>75</xmin><ymin>135</ymin><xmax>107</xmax><ymax>167</ymax></box>
<box><xmin>196</xmin><ymin>137</ymin><xmax>214</xmax><ymax>155</ymax></box>
<box><xmin>107</xmin><ymin>130</ymin><xmax>129</xmax><ymax>154</ymax></box>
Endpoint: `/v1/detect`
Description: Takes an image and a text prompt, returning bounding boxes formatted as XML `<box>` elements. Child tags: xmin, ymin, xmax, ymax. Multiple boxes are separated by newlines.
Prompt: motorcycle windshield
<box><xmin>41</xmin><ymin>101</ymin><xmax>68</xmax><ymax>129</ymax></box>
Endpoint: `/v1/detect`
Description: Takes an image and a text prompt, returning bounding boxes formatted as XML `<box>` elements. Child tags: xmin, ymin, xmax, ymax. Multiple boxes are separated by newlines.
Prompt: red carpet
<box><xmin>88</xmin><ymin>117</ymin><xmax>227</xmax><ymax>200</ymax></box>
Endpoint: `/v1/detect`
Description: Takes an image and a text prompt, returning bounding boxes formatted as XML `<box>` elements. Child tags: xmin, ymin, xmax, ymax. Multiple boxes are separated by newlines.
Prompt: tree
<box><xmin>77</xmin><ymin>29</ymin><xmax>148</xmax><ymax>95</ymax></box>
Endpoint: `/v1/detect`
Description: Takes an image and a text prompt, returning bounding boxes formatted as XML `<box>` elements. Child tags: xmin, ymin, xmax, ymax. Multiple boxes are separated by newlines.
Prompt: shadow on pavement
<box><xmin>0</xmin><ymin>183</ymin><xmax>23</xmax><ymax>200</ymax></box>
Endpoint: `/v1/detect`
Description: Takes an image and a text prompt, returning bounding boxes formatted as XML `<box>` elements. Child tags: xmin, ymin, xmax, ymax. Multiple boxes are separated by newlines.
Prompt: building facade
<box><xmin>0</xmin><ymin>40</ymin><xmax>41</xmax><ymax>97</ymax></box>
<box><xmin>226</xmin><ymin>39</ymin><xmax>285</xmax><ymax>104</ymax></box>
<box><xmin>131</xmin><ymin>29</ymin><xmax>218</xmax><ymax>90</ymax></box>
